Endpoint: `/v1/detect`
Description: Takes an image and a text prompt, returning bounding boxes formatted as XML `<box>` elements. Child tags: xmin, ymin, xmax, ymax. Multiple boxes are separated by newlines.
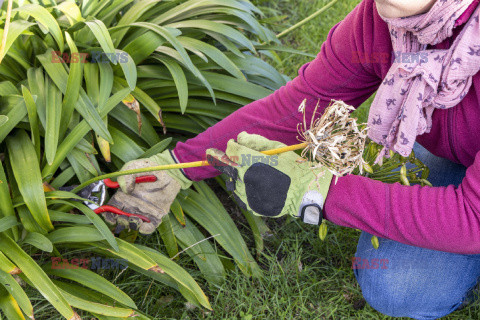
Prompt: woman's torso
<box><xmin>374</xmin><ymin>7</ymin><xmax>480</xmax><ymax>167</ymax></box>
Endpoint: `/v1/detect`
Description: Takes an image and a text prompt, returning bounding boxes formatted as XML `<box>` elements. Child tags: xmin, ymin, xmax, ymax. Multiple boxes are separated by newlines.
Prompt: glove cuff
<box><xmin>149</xmin><ymin>150</ymin><xmax>193</xmax><ymax>190</ymax></box>
<box><xmin>296</xmin><ymin>170</ymin><xmax>333</xmax><ymax>225</ymax></box>
<box><xmin>296</xmin><ymin>191</ymin><xmax>325</xmax><ymax>225</ymax></box>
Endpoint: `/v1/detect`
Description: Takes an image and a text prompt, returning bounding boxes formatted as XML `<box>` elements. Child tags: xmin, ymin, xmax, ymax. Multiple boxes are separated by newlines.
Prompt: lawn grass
<box><xmin>26</xmin><ymin>1</ymin><xmax>480</xmax><ymax>319</ymax></box>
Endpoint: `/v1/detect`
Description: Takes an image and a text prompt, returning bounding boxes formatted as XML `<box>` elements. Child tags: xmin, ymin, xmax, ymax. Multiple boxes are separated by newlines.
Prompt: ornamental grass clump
<box><xmin>0</xmin><ymin>0</ymin><xmax>293</xmax><ymax>318</ymax></box>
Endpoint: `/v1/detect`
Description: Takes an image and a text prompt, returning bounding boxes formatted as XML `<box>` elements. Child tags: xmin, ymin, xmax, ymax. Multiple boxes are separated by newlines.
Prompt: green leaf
<box><xmin>152</xmin><ymin>55</ymin><xmax>188</xmax><ymax>113</ymax></box>
<box><xmin>167</xmin><ymin>20</ymin><xmax>255</xmax><ymax>52</ymax></box>
<box><xmin>14</xmin><ymin>4</ymin><xmax>64</xmax><ymax>52</ymax></box>
<box><xmin>179</xmin><ymin>36</ymin><xmax>245</xmax><ymax>80</ymax></box>
<box><xmin>0</xmin><ymin>270</ymin><xmax>33</xmax><ymax>318</ymax></box>
<box><xmin>157</xmin><ymin>215</ymin><xmax>178</xmax><ymax>258</ymax></box>
<box><xmin>0</xmin><ymin>287</ymin><xmax>25</xmax><ymax>320</ymax></box>
<box><xmin>0</xmin><ymin>95</ymin><xmax>28</xmax><ymax>143</ymax></box>
<box><xmin>138</xmin><ymin>244</ymin><xmax>212</xmax><ymax>310</ymax></box>
<box><xmin>125</xmin><ymin>22</ymin><xmax>213</xmax><ymax>98</ymax></box>
<box><xmin>113</xmin><ymin>0</ymin><xmax>162</xmax><ymax>45</ymax></box>
<box><xmin>121</xmin><ymin>30</ymin><xmax>165</xmax><ymax>64</ymax></box>
<box><xmin>0</xmin><ymin>81</ymin><xmax>19</xmax><ymax>95</ymax></box>
<box><xmin>0</xmin><ymin>116</ymin><xmax>8</xmax><ymax>126</ymax></box>
<box><xmin>22</xmin><ymin>232</ymin><xmax>53</xmax><ymax>252</ymax></box>
<box><xmin>109</xmin><ymin>125</ymin><xmax>144</xmax><ymax>163</ymax></box>
<box><xmin>97</xmin><ymin>62</ymin><xmax>114</xmax><ymax>108</ymax></box>
<box><xmin>27</xmin><ymin>68</ymin><xmax>47</xmax><ymax>128</ymax></box>
<box><xmin>170</xmin><ymin>216</ymin><xmax>225</xmax><ymax>286</ymax></box>
<box><xmin>178</xmin><ymin>182</ymin><xmax>261</xmax><ymax>277</ymax></box>
<box><xmin>0</xmin><ymin>160</ymin><xmax>18</xmax><ymax>240</ymax></box>
<box><xmin>139</xmin><ymin>138</ymin><xmax>172</xmax><ymax>158</ymax></box>
<box><xmin>42</xmin><ymin>88</ymin><xmax>131</xmax><ymax>179</ymax></box>
<box><xmin>114</xmin><ymin>77</ymin><xmax>162</xmax><ymax>123</ymax></box>
<box><xmin>45</xmin><ymin>78</ymin><xmax>62</xmax><ymax>165</ymax></box>
<box><xmin>170</xmin><ymin>198</ymin><xmax>186</xmax><ymax>226</ymax></box>
<box><xmin>49</xmin><ymin>200</ymin><xmax>119</xmax><ymax>252</ymax></box>
<box><xmin>0</xmin><ymin>20</ymin><xmax>35</xmax><ymax>62</ymax></box>
<box><xmin>0</xmin><ymin>251</ymin><xmax>19</xmax><ymax>275</ymax></box>
<box><xmin>48</xmin><ymin>210</ymin><xmax>91</xmax><ymax>224</ymax></box>
<box><xmin>116</xmin><ymin>49</ymin><xmax>137</xmax><ymax>90</ymax></box>
<box><xmin>84</xmin><ymin>62</ymin><xmax>100</xmax><ymax>104</ymax></box>
<box><xmin>48</xmin><ymin>226</ymin><xmax>105</xmax><ymax>244</ymax></box>
<box><xmin>0</xmin><ymin>216</ymin><xmax>18</xmax><ymax>233</ymax></box>
<box><xmin>110</xmin><ymin>104</ymin><xmax>160</xmax><ymax>146</ymax></box>
<box><xmin>91</xmin><ymin>238</ymin><xmax>160</xmax><ymax>272</ymax></box>
<box><xmin>58</xmin><ymin>288</ymin><xmax>135</xmax><ymax>318</ymax></box>
<box><xmin>37</xmin><ymin>49</ymin><xmax>113</xmax><ymax>143</ymax></box>
<box><xmin>61</xmin><ymin>32</ymin><xmax>83</xmax><ymax>139</ymax></box>
<box><xmin>85</xmin><ymin>20</ymin><xmax>117</xmax><ymax>64</ymax></box>
<box><xmin>7</xmin><ymin>130</ymin><xmax>53</xmax><ymax>232</ymax></box>
<box><xmin>0</xmin><ymin>234</ymin><xmax>75</xmax><ymax>319</ymax></box>
<box><xmin>44</xmin><ymin>264</ymin><xmax>137</xmax><ymax>309</ymax></box>
<box><xmin>21</xmin><ymin>85</ymin><xmax>40</xmax><ymax>159</ymax></box>
<box><xmin>56</xmin><ymin>1</ymin><xmax>84</xmax><ymax>25</ymax></box>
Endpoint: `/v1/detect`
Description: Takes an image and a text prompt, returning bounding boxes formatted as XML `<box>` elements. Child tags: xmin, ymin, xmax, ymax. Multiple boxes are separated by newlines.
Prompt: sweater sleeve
<box><xmin>324</xmin><ymin>151</ymin><xmax>480</xmax><ymax>254</ymax></box>
<box><xmin>173</xmin><ymin>0</ymin><xmax>389</xmax><ymax>181</ymax></box>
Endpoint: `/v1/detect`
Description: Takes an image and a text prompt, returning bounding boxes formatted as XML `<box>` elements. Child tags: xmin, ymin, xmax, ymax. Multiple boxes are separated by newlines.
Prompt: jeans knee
<box><xmin>356</xmin><ymin>268</ymin><xmax>462</xmax><ymax>319</ymax></box>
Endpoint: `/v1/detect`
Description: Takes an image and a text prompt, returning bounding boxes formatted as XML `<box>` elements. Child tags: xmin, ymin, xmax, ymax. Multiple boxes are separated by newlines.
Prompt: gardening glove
<box><xmin>206</xmin><ymin>132</ymin><xmax>333</xmax><ymax>225</ymax></box>
<box><xmin>103</xmin><ymin>150</ymin><xmax>192</xmax><ymax>235</ymax></box>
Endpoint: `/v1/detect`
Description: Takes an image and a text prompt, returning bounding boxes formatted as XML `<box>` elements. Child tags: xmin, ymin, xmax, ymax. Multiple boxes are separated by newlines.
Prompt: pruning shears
<box><xmin>72</xmin><ymin>176</ymin><xmax>157</xmax><ymax>223</ymax></box>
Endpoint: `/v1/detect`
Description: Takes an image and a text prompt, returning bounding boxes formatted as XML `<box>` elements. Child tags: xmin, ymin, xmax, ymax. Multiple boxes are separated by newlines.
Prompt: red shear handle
<box><xmin>104</xmin><ymin>175</ymin><xmax>157</xmax><ymax>189</ymax></box>
<box><xmin>94</xmin><ymin>205</ymin><xmax>151</xmax><ymax>223</ymax></box>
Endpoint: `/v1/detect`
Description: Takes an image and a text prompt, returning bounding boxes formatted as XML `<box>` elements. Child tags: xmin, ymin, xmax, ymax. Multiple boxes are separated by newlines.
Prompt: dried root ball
<box><xmin>297</xmin><ymin>99</ymin><xmax>369</xmax><ymax>177</ymax></box>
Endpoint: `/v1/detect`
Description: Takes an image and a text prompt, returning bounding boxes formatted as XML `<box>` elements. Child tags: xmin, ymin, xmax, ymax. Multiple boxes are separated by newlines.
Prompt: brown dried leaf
<box><xmin>122</xmin><ymin>94</ymin><xmax>142</xmax><ymax>135</ymax></box>
<box><xmin>158</xmin><ymin>109</ymin><xmax>167</xmax><ymax>135</ymax></box>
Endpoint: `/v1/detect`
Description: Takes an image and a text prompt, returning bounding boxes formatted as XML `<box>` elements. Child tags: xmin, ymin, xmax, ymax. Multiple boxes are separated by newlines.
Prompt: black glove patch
<box><xmin>244</xmin><ymin>163</ymin><xmax>290</xmax><ymax>217</ymax></box>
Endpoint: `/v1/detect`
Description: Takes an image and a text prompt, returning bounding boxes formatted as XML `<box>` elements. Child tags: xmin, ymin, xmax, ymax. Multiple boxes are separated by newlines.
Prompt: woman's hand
<box><xmin>206</xmin><ymin>132</ymin><xmax>333</xmax><ymax>225</ymax></box>
<box><xmin>103</xmin><ymin>150</ymin><xmax>192</xmax><ymax>235</ymax></box>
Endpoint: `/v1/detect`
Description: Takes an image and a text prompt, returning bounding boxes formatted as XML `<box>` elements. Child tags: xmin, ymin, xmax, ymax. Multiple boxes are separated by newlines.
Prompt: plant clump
<box><xmin>297</xmin><ymin>99</ymin><xmax>369</xmax><ymax>177</ymax></box>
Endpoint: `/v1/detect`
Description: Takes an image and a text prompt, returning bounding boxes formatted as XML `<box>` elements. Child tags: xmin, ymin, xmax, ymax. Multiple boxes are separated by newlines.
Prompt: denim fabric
<box><xmin>354</xmin><ymin>143</ymin><xmax>480</xmax><ymax>319</ymax></box>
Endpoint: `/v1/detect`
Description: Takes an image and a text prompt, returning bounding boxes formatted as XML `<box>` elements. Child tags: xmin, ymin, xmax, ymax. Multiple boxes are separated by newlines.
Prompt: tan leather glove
<box><xmin>102</xmin><ymin>150</ymin><xmax>192</xmax><ymax>235</ymax></box>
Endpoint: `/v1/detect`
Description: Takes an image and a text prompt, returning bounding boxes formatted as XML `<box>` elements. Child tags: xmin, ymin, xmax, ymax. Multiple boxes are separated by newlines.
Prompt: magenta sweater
<box><xmin>173</xmin><ymin>0</ymin><xmax>480</xmax><ymax>254</ymax></box>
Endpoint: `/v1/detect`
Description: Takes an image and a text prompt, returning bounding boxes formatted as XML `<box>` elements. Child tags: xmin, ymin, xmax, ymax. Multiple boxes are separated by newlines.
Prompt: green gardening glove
<box><xmin>206</xmin><ymin>132</ymin><xmax>333</xmax><ymax>225</ymax></box>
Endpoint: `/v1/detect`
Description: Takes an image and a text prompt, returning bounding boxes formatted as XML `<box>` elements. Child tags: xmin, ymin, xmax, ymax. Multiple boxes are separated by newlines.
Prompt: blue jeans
<box><xmin>354</xmin><ymin>143</ymin><xmax>480</xmax><ymax>320</ymax></box>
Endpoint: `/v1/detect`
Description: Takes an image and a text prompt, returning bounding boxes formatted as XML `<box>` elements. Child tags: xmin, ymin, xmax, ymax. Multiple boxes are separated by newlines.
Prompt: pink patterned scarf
<box><xmin>367</xmin><ymin>0</ymin><xmax>480</xmax><ymax>161</ymax></box>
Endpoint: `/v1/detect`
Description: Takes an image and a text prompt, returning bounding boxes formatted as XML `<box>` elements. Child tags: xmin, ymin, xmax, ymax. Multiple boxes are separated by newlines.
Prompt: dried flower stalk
<box><xmin>297</xmin><ymin>99</ymin><xmax>369</xmax><ymax>177</ymax></box>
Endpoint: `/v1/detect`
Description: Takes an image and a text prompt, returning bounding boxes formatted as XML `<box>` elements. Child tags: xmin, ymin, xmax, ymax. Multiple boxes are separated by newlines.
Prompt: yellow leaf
<box><xmin>371</xmin><ymin>235</ymin><xmax>380</xmax><ymax>249</ymax></box>
<box><xmin>318</xmin><ymin>221</ymin><xmax>328</xmax><ymax>241</ymax></box>
<box><xmin>96</xmin><ymin>135</ymin><xmax>111</xmax><ymax>162</ymax></box>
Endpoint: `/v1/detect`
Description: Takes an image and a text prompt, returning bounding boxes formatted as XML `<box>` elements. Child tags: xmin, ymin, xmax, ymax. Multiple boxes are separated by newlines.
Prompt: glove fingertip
<box><xmin>118</xmin><ymin>175</ymin><xmax>134</xmax><ymax>194</ymax></box>
<box><xmin>237</xmin><ymin>132</ymin><xmax>286</xmax><ymax>151</ymax></box>
<box><xmin>102</xmin><ymin>212</ymin><xmax>118</xmax><ymax>226</ymax></box>
<box><xmin>139</xmin><ymin>223</ymin><xmax>156</xmax><ymax>235</ymax></box>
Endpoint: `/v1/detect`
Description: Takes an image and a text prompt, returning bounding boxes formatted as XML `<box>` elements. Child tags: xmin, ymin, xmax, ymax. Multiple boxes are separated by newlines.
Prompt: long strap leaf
<box><xmin>0</xmin><ymin>234</ymin><xmax>75</xmax><ymax>319</ymax></box>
